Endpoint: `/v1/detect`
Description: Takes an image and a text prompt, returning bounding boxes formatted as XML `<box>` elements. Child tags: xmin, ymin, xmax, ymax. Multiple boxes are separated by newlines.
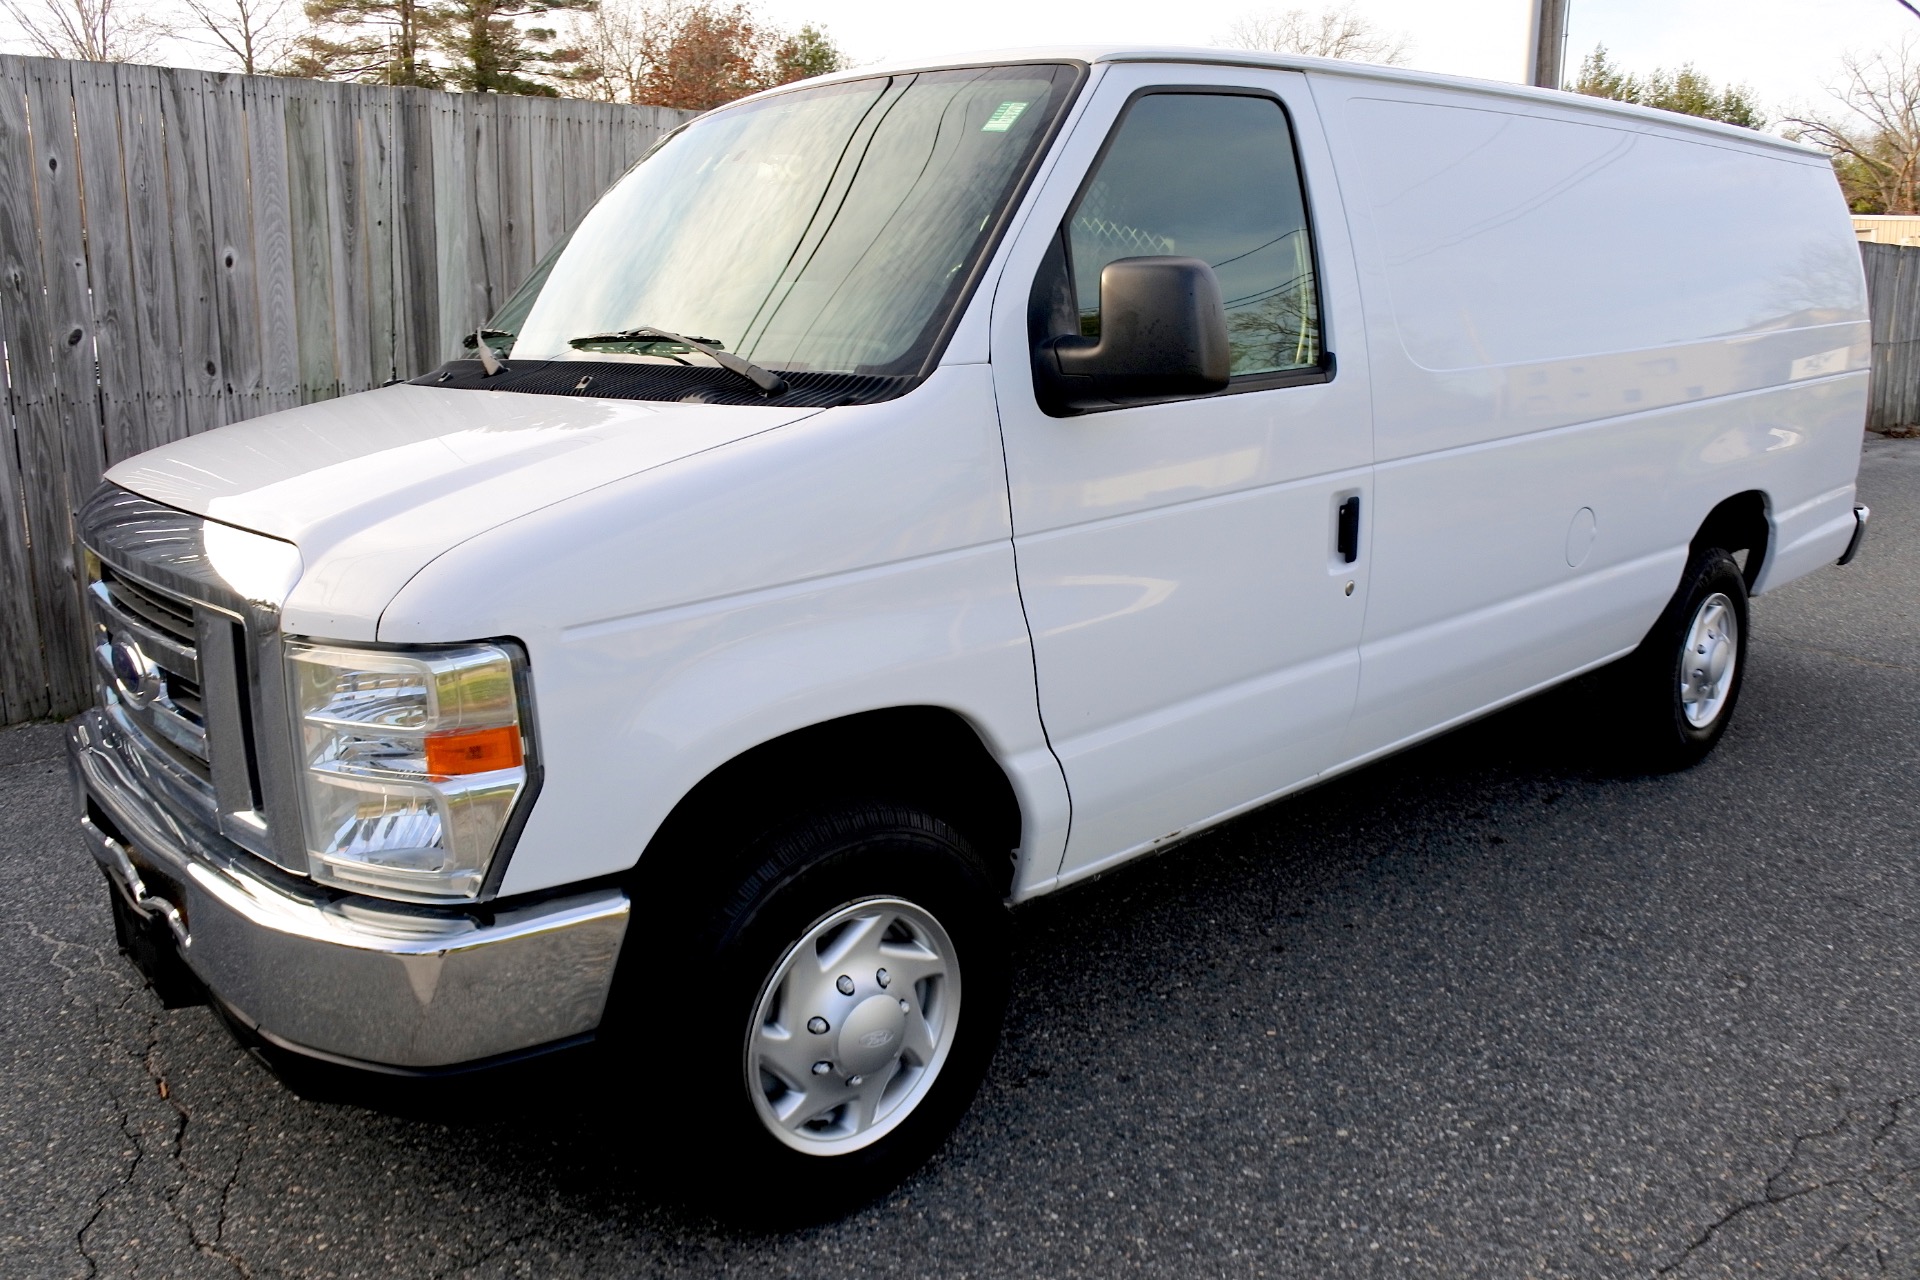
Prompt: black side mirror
<box><xmin>1034</xmin><ymin>256</ymin><xmax>1232</xmax><ymax>415</ymax></box>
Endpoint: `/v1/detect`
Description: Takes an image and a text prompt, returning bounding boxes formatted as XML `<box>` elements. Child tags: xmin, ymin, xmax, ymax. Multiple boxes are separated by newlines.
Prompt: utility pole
<box><xmin>1527</xmin><ymin>0</ymin><xmax>1570</xmax><ymax>89</ymax></box>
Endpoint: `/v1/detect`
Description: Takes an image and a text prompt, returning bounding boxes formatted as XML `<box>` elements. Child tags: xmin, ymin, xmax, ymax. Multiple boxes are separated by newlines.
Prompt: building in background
<box><xmin>1854</xmin><ymin>216</ymin><xmax>1920</xmax><ymax>247</ymax></box>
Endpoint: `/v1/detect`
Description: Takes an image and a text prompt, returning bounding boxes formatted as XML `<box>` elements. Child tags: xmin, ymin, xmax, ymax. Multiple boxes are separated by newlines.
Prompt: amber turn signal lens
<box><xmin>424</xmin><ymin>725</ymin><xmax>524</xmax><ymax>776</ymax></box>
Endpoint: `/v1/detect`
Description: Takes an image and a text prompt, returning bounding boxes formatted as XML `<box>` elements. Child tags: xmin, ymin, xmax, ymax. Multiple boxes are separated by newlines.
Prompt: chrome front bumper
<box><xmin>70</xmin><ymin>710</ymin><xmax>630</xmax><ymax>1071</ymax></box>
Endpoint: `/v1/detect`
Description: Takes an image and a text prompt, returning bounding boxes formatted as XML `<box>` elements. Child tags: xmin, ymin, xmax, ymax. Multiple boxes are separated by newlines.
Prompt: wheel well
<box><xmin>1693</xmin><ymin>491</ymin><xmax>1770</xmax><ymax>590</ymax></box>
<box><xmin>637</xmin><ymin>707</ymin><xmax>1024</xmax><ymax>897</ymax></box>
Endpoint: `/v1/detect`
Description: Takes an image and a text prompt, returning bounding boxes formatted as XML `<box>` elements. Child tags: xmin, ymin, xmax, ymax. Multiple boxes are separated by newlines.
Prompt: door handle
<box><xmin>1337</xmin><ymin>496</ymin><xmax>1360</xmax><ymax>564</ymax></box>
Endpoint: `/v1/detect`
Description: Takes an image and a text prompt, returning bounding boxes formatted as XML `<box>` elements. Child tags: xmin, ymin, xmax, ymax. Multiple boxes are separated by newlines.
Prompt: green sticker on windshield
<box><xmin>981</xmin><ymin>101</ymin><xmax>1030</xmax><ymax>132</ymax></box>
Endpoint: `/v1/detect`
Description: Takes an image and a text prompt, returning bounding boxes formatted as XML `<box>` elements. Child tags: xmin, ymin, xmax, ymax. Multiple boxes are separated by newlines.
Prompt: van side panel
<box><xmin>1327</xmin><ymin>91</ymin><xmax>1868</xmax><ymax>455</ymax></box>
<box><xmin>1308</xmin><ymin>74</ymin><xmax>1869</xmax><ymax>758</ymax></box>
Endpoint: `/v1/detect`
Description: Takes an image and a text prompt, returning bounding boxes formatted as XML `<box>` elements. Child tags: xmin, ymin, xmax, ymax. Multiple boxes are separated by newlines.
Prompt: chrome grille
<box><xmin>80</xmin><ymin>484</ymin><xmax>307</xmax><ymax>875</ymax></box>
<box><xmin>167</xmin><ymin>671</ymin><xmax>206</xmax><ymax>723</ymax></box>
<box><xmin>100</xmin><ymin>565</ymin><xmax>196</xmax><ymax>646</ymax></box>
<box><xmin>89</xmin><ymin>565</ymin><xmax>211</xmax><ymax>780</ymax></box>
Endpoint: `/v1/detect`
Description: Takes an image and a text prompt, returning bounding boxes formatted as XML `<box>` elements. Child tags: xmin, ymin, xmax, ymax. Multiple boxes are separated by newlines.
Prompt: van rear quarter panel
<box><xmin>375</xmin><ymin>365</ymin><xmax>1070</xmax><ymax>899</ymax></box>
<box><xmin>1308</xmin><ymin>72</ymin><xmax>1868</xmax><ymax>753</ymax></box>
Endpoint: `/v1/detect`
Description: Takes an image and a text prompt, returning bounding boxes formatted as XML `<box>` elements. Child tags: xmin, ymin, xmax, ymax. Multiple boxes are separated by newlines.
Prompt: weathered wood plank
<box><xmin>244</xmin><ymin>74</ymin><xmax>299</xmax><ymax>416</ymax></box>
<box><xmin>68</xmin><ymin>61</ymin><xmax>149</xmax><ymax>467</ymax></box>
<box><xmin>284</xmin><ymin>78</ymin><xmax>338</xmax><ymax>403</ymax></box>
<box><xmin>565</xmin><ymin>101</ymin><xmax>592</xmax><ymax>230</ymax></box>
<box><xmin>0</xmin><ymin>57</ymin><xmax>53</xmax><ymax>720</ymax></box>
<box><xmin>495</xmin><ymin>93</ymin><xmax>533</xmax><ymax>293</ymax></box>
<box><xmin>395</xmin><ymin>86</ymin><xmax>439</xmax><ymax>376</ymax></box>
<box><xmin>577</xmin><ymin>106</ymin><xmax>598</xmax><ymax>214</ymax></box>
<box><xmin>468</xmin><ymin>93</ymin><xmax>503</xmax><ymax>321</ymax></box>
<box><xmin>531</xmin><ymin>97</ymin><xmax>566</xmax><ymax>259</ymax></box>
<box><xmin>112</xmin><ymin>63</ymin><xmax>188</xmax><ymax>450</ymax></box>
<box><xmin>358</xmin><ymin>86</ymin><xmax>398</xmax><ymax>384</ymax></box>
<box><xmin>199</xmin><ymin>71</ymin><xmax>263</xmax><ymax>426</ymax></box>
<box><xmin>319</xmin><ymin>80</ymin><xmax>369</xmax><ymax>394</ymax></box>
<box><xmin>20</xmin><ymin>58</ymin><xmax>96</xmax><ymax>712</ymax></box>
<box><xmin>431</xmin><ymin>90</ymin><xmax>473</xmax><ymax>356</ymax></box>
<box><xmin>155</xmin><ymin>67</ymin><xmax>226</xmax><ymax>439</ymax></box>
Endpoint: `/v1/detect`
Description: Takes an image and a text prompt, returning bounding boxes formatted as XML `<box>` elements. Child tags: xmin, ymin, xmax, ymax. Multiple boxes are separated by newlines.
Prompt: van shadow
<box><xmin>261</xmin><ymin>676</ymin><xmax>1640</xmax><ymax>1251</ymax></box>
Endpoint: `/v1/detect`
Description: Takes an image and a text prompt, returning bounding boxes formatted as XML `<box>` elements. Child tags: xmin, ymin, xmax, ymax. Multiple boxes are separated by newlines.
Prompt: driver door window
<box><xmin>1050</xmin><ymin>91</ymin><xmax>1323</xmax><ymax>381</ymax></box>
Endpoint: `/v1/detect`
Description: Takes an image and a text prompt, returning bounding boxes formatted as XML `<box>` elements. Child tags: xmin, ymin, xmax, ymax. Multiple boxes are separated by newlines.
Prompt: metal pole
<box><xmin>1527</xmin><ymin>0</ymin><xmax>1571</xmax><ymax>89</ymax></box>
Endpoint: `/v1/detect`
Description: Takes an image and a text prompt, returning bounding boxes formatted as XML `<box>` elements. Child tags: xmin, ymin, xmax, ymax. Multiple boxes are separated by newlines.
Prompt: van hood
<box><xmin>107</xmin><ymin>383</ymin><xmax>821</xmax><ymax>639</ymax></box>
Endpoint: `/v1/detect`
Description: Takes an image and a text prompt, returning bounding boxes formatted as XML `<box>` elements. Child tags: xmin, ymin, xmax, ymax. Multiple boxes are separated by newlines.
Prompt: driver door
<box><xmin>990</xmin><ymin>64</ymin><xmax>1376</xmax><ymax>883</ymax></box>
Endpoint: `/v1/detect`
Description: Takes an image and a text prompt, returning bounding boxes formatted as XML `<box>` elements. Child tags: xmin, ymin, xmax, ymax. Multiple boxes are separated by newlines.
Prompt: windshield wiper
<box><xmin>568</xmin><ymin>326</ymin><xmax>789</xmax><ymax>396</ymax></box>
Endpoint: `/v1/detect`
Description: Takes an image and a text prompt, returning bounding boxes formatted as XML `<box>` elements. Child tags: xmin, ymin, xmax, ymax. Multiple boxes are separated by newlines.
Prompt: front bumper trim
<box><xmin>72</xmin><ymin>711</ymin><xmax>630</xmax><ymax>1070</ymax></box>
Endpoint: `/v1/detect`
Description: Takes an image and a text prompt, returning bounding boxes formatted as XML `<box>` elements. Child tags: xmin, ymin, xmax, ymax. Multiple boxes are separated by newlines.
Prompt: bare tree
<box><xmin>569</xmin><ymin>0</ymin><xmax>845</xmax><ymax>108</ymax></box>
<box><xmin>1223</xmin><ymin>5</ymin><xmax>1411</xmax><ymax>66</ymax></box>
<box><xmin>570</xmin><ymin>0</ymin><xmax>654</xmax><ymax>102</ymax></box>
<box><xmin>1785</xmin><ymin>42</ymin><xmax>1920</xmax><ymax>214</ymax></box>
<box><xmin>0</xmin><ymin>0</ymin><xmax>172</xmax><ymax>61</ymax></box>
<box><xmin>179</xmin><ymin>0</ymin><xmax>303</xmax><ymax>73</ymax></box>
<box><xmin>286</xmin><ymin>0</ymin><xmax>444</xmax><ymax>86</ymax></box>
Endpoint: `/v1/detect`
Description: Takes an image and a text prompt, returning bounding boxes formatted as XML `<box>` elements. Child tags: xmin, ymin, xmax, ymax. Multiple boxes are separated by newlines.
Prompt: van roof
<box><xmin>752</xmin><ymin>44</ymin><xmax>1817</xmax><ymax>161</ymax></box>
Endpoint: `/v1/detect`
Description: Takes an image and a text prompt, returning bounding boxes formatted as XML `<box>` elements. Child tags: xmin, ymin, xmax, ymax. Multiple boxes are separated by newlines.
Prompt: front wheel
<box><xmin>746</xmin><ymin>894</ymin><xmax>964</xmax><ymax>1156</ymax></box>
<box><xmin>1607</xmin><ymin>545</ymin><xmax>1750</xmax><ymax>771</ymax></box>
<box><xmin>618</xmin><ymin>803</ymin><xmax>1010</xmax><ymax>1219</ymax></box>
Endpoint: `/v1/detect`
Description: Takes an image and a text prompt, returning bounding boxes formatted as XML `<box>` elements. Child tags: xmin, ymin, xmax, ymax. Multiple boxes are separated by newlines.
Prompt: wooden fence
<box><xmin>1862</xmin><ymin>240</ymin><xmax>1920</xmax><ymax>435</ymax></box>
<box><xmin>0</xmin><ymin>54</ymin><xmax>690</xmax><ymax>727</ymax></box>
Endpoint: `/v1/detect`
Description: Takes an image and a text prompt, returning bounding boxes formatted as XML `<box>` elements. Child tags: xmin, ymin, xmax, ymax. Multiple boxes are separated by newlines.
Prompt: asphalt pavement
<box><xmin>4</xmin><ymin>435</ymin><xmax>1918</xmax><ymax>1279</ymax></box>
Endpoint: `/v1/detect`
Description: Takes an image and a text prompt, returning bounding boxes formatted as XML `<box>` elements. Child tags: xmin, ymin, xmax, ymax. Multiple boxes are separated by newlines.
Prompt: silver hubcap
<box><xmin>745</xmin><ymin>897</ymin><xmax>961</xmax><ymax>1155</ymax></box>
<box><xmin>1680</xmin><ymin>592</ymin><xmax>1739</xmax><ymax>728</ymax></box>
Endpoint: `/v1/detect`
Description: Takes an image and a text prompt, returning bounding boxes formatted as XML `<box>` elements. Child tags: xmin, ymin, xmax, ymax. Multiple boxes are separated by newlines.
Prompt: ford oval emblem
<box><xmin>858</xmin><ymin>1029</ymin><xmax>895</xmax><ymax>1049</ymax></box>
<box><xmin>109</xmin><ymin>632</ymin><xmax>161</xmax><ymax>709</ymax></box>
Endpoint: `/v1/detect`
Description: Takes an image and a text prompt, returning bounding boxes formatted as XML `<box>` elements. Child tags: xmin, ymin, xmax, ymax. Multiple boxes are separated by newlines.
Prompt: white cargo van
<box><xmin>70</xmin><ymin>46</ymin><xmax>1871</xmax><ymax>1207</ymax></box>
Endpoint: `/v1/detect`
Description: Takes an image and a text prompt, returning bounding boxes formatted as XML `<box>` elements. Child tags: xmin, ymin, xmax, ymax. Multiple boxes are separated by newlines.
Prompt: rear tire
<box><xmin>609</xmin><ymin>802</ymin><xmax>1010</xmax><ymax>1222</ymax></box>
<box><xmin>1607</xmin><ymin>545</ymin><xmax>1749</xmax><ymax>771</ymax></box>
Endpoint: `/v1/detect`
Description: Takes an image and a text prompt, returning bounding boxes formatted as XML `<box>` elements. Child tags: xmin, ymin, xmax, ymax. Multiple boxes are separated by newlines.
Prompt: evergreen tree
<box><xmin>291</xmin><ymin>0</ymin><xmax>592</xmax><ymax>93</ymax></box>
<box><xmin>289</xmin><ymin>0</ymin><xmax>443</xmax><ymax>85</ymax></box>
<box><xmin>1569</xmin><ymin>45</ymin><xmax>1765</xmax><ymax>130</ymax></box>
<box><xmin>770</xmin><ymin>22</ymin><xmax>844</xmax><ymax>82</ymax></box>
<box><xmin>437</xmin><ymin>0</ymin><xmax>592</xmax><ymax>95</ymax></box>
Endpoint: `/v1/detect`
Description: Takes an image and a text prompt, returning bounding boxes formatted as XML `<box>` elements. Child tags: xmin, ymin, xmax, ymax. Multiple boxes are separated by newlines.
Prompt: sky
<box><xmin>749</xmin><ymin>0</ymin><xmax>1920</xmax><ymax>129</ymax></box>
<box><xmin>4</xmin><ymin>0</ymin><xmax>1916</xmax><ymax>132</ymax></box>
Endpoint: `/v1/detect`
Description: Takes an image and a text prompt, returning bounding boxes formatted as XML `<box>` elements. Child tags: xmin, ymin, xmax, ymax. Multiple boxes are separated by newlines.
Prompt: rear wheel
<box><xmin>1608</xmin><ymin>545</ymin><xmax>1749</xmax><ymax>771</ymax></box>
<box><xmin>615</xmin><ymin>802</ymin><xmax>1010</xmax><ymax>1220</ymax></box>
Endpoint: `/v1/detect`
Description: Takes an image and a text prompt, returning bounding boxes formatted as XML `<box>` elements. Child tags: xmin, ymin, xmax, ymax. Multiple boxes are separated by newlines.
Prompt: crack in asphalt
<box><xmin>1656</xmin><ymin>1094</ymin><xmax>1920</xmax><ymax>1275</ymax></box>
<box><xmin>139</xmin><ymin>1011</ymin><xmax>254</xmax><ymax>1279</ymax></box>
<box><xmin>206</xmin><ymin>1127</ymin><xmax>255</xmax><ymax>1279</ymax></box>
<box><xmin>14</xmin><ymin>920</ymin><xmax>144</xmax><ymax>1280</ymax></box>
<box><xmin>10</xmin><ymin>917</ymin><xmax>255</xmax><ymax>1278</ymax></box>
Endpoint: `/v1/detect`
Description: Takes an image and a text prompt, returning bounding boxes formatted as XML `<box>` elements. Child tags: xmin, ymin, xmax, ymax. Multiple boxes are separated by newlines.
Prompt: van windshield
<box><xmin>509</xmin><ymin>64</ymin><xmax>1080</xmax><ymax>377</ymax></box>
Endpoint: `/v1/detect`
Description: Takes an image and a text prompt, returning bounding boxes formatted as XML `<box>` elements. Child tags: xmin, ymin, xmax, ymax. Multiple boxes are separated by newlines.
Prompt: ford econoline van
<box><xmin>70</xmin><ymin>45</ymin><xmax>1871</xmax><ymax>1209</ymax></box>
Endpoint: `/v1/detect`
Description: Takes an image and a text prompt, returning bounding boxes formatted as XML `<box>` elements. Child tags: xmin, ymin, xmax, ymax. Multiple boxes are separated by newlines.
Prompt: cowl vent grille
<box><xmin>412</xmin><ymin>359</ymin><xmax>917</xmax><ymax>408</ymax></box>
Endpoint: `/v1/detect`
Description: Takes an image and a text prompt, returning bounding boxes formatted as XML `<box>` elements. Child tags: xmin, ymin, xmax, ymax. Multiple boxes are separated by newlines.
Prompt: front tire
<box><xmin>1609</xmin><ymin>545</ymin><xmax>1749</xmax><ymax>771</ymax></box>
<box><xmin>618</xmin><ymin>803</ymin><xmax>1010</xmax><ymax>1219</ymax></box>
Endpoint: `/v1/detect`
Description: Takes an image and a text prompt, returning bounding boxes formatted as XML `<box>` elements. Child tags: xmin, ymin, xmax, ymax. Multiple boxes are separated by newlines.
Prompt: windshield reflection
<box><xmin>510</xmin><ymin>64</ymin><xmax>1078</xmax><ymax>377</ymax></box>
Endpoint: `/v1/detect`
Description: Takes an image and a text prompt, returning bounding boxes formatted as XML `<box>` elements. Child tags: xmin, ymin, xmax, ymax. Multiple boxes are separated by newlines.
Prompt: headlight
<box><xmin>287</xmin><ymin>640</ymin><xmax>533</xmax><ymax>901</ymax></box>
